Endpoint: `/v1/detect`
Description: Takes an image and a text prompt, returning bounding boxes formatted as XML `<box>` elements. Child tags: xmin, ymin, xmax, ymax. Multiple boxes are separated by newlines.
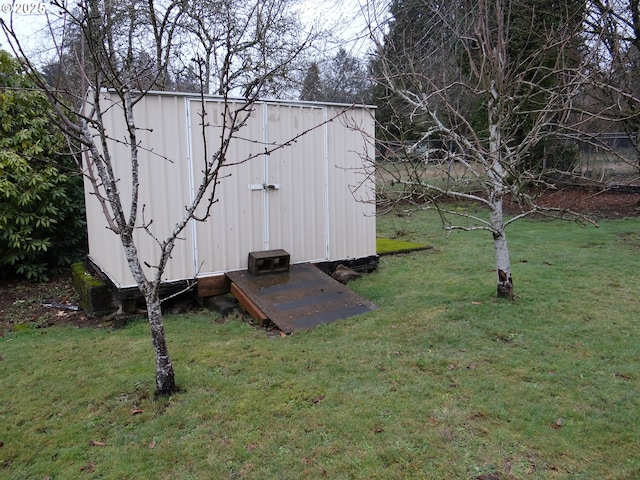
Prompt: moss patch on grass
<box><xmin>376</xmin><ymin>237</ymin><xmax>431</xmax><ymax>255</ymax></box>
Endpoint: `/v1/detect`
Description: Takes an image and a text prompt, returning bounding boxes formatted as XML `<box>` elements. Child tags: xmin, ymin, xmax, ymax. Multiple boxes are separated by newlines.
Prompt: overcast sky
<box><xmin>0</xmin><ymin>0</ymin><xmax>376</xmax><ymax>64</ymax></box>
<box><xmin>298</xmin><ymin>0</ymin><xmax>374</xmax><ymax>56</ymax></box>
<box><xmin>0</xmin><ymin>2</ymin><xmax>57</xmax><ymax>61</ymax></box>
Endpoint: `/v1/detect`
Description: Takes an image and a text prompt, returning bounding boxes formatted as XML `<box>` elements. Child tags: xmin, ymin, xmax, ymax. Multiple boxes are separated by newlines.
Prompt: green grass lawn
<box><xmin>2</xmin><ymin>210</ymin><xmax>640</xmax><ymax>479</ymax></box>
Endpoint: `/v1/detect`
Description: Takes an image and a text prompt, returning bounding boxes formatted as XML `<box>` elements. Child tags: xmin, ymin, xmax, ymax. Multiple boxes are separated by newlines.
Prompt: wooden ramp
<box><xmin>226</xmin><ymin>263</ymin><xmax>377</xmax><ymax>333</ymax></box>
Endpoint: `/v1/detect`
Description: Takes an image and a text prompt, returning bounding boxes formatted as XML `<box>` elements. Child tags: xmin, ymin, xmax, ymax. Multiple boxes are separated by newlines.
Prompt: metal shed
<box><xmin>84</xmin><ymin>91</ymin><xmax>376</xmax><ymax>295</ymax></box>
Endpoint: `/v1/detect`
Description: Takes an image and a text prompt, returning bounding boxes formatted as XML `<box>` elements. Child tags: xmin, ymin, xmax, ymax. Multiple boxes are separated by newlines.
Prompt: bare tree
<box><xmin>146</xmin><ymin>0</ymin><xmax>187</xmax><ymax>90</ymax></box>
<box><xmin>586</xmin><ymin>0</ymin><xmax>640</xmax><ymax>166</ymax></box>
<box><xmin>2</xmin><ymin>0</ymin><xmax>316</xmax><ymax>394</ymax></box>
<box><xmin>183</xmin><ymin>0</ymin><xmax>311</xmax><ymax>97</ymax></box>
<box><xmin>369</xmin><ymin>0</ymin><xmax>593</xmax><ymax>298</ymax></box>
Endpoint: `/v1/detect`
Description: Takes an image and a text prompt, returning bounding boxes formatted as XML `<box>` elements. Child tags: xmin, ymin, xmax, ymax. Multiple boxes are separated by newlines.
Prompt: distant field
<box><xmin>376</xmin><ymin>143</ymin><xmax>640</xmax><ymax>190</ymax></box>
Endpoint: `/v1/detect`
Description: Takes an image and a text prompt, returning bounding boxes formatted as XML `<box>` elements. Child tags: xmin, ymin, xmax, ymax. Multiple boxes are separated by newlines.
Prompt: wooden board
<box><xmin>197</xmin><ymin>274</ymin><xmax>231</xmax><ymax>297</ymax></box>
<box><xmin>226</xmin><ymin>263</ymin><xmax>377</xmax><ymax>333</ymax></box>
<box><xmin>230</xmin><ymin>282</ymin><xmax>269</xmax><ymax>327</ymax></box>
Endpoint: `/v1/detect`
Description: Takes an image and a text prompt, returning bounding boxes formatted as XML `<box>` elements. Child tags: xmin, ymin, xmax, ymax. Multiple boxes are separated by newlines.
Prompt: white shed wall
<box><xmin>263</xmin><ymin>103</ymin><xmax>328</xmax><ymax>263</ymax></box>
<box><xmin>85</xmin><ymin>92</ymin><xmax>375</xmax><ymax>289</ymax></box>
<box><xmin>326</xmin><ymin>106</ymin><xmax>377</xmax><ymax>260</ymax></box>
<box><xmin>85</xmin><ymin>92</ymin><xmax>194</xmax><ymax>287</ymax></box>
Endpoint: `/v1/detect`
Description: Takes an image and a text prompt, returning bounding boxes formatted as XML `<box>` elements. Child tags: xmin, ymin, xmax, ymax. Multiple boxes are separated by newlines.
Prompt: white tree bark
<box><xmin>487</xmin><ymin>78</ymin><xmax>513</xmax><ymax>298</ymax></box>
<box><xmin>490</xmin><ymin>200</ymin><xmax>513</xmax><ymax>298</ymax></box>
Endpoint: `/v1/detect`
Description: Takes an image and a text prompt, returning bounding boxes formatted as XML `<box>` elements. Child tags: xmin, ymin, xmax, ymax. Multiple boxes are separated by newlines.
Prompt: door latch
<box><xmin>249</xmin><ymin>183</ymin><xmax>280</xmax><ymax>191</ymax></box>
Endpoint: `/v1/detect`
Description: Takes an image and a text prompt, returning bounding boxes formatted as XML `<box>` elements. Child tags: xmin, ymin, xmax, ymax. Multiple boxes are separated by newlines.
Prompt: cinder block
<box><xmin>248</xmin><ymin>249</ymin><xmax>290</xmax><ymax>275</ymax></box>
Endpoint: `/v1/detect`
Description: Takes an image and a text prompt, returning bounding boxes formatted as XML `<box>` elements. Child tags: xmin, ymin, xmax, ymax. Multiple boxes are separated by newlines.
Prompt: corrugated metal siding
<box><xmin>189</xmin><ymin>99</ymin><xmax>266</xmax><ymax>274</ymax></box>
<box><xmin>85</xmin><ymin>93</ymin><xmax>193</xmax><ymax>287</ymax></box>
<box><xmin>133</xmin><ymin>95</ymin><xmax>194</xmax><ymax>283</ymax></box>
<box><xmin>265</xmin><ymin>104</ymin><xmax>328</xmax><ymax>264</ymax></box>
<box><xmin>85</xmin><ymin>92</ymin><xmax>375</xmax><ymax>288</ymax></box>
<box><xmin>326</xmin><ymin>106</ymin><xmax>377</xmax><ymax>260</ymax></box>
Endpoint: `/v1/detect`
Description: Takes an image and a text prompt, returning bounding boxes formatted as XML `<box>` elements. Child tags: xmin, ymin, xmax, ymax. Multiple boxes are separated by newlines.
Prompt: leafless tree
<box><xmin>585</xmin><ymin>0</ymin><xmax>640</xmax><ymax>165</ymax></box>
<box><xmin>146</xmin><ymin>0</ymin><xmax>187</xmax><ymax>90</ymax></box>
<box><xmin>368</xmin><ymin>0</ymin><xmax>597</xmax><ymax>298</ymax></box>
<box><xmin>182</xmin><ymin>0</ymin><xmax>312</xmax><ymax>97</ymax></box>
<box><xmin>2</xmin><ymin>0</ymin><xmax>317</xmax><ymax>394</ymax></box>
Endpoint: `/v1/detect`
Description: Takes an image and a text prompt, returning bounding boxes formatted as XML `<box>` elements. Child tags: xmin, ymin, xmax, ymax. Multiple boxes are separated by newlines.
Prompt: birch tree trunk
<box><xmin>490</xmin><ymin>200</ymin><xmax>513</xmax><ymax>298</ymax></box>
<box><xmin>487</xmin><ymin>71</ymin><xmax>513</xmax><ymax>299</ymax></box>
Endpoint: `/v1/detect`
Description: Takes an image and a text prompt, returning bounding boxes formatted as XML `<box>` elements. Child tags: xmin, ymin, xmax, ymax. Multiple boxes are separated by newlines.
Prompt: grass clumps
<box><xmin>1</xmin><ymin>210</ymin><xmax>640</xmax><ymax>479</ymax></box>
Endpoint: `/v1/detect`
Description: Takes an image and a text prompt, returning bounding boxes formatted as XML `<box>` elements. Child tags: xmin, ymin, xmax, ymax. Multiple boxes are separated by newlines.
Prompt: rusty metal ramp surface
<box><xmin>226</xmin><ymin>263</ymin><xmax>376</xmax><ymax>333</ymax></box>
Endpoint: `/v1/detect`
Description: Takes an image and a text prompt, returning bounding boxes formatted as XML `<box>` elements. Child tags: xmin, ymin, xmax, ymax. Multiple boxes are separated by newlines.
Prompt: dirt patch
<box><xmin>505</xmin><ymin>187</ymin><xmax>640</xmax><ymax>219</ymax></box>
<box><xmin>0</xmin><ymin>273</ymin><xmax>110</xmax><ymax>334</ymax></box>
<box><xmin>1</xmin><ymin>188</ymin><xmax>638</xmax><ymax>332</ymax></box>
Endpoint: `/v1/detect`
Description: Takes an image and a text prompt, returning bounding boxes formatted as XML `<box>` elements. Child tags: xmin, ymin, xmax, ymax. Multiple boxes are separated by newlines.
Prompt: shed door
<box><xmin>188</xmin><ymin>99</ymin><xmax>329</xmax><ymax>273</ymax></box>
<box><xmin>259</xmin><ymin>104</ymin><xmax>329</xmax><ymax>263</ymax></box>
<box><xmin>188</xmin><ymin>99</ymin><xmax>265</xmax><ymax>274</ymax></box>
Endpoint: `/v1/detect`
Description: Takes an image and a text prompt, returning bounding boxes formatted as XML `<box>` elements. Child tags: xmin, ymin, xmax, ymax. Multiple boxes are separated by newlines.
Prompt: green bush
<box><xmin>0</xmin><ymin>51</ymin><xmax>86</xmax><ymax>281</ymax></box>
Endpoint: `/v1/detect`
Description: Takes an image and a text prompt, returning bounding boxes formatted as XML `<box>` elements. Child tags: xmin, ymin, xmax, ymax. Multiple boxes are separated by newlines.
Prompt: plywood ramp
<box><xmin>226</xmin><ymin>263</ymin><xmax>377</xmax><ymax>333</ymax></box>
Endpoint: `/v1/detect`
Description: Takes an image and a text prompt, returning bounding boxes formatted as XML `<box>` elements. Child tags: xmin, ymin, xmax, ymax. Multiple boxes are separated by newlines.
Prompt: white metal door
<box><xmin>188</xmin><ymin>99</ymin><xmax>265</xmax><ymax>274</ymax></box>
<box><xmin>260</xmin><ymin>103</ymin><xmax>328</xmax><ymax>263</ymax></box>
<box><xmin>189</xmin><ymin>99</ymin><xmax>329</xmax><ymax>273</ymax></box>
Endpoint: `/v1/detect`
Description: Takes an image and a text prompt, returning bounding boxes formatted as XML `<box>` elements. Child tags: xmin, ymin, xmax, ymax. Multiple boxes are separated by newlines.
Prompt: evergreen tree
<box><xmin>372</xmin><ymin>0</ymin><xmax>586</xmax><ymax>151</ymax></box>
<box><xmin>371</xmin><ymin>0</ymin><xmax>470</xmax><ymax>140</ymax></box>
<box><xmin>301</xmin><ymin>51</ymin><xmax>372</xmax><ymax>104</ymax></box>
<box><xmin>300</xmin><ymin>62</ymin><xmax>323</xmax><ymax>101</ymax></box>
<box><xmin>323</xmin><ymin>48</ymin><xmax>371</xmax><ymax>104</ymax></box>
<box><xmin>506</xmin><ymin>0</ymin><xmax>586</xmax><ymax>172</ymax></box>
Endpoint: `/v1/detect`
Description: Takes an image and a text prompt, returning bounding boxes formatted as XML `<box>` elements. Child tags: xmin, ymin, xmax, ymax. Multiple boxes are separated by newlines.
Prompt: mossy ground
<box><xmin>376</xmin><ymin>237</ymin><xmax>430</xmax><ymax>255</ymax></box>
